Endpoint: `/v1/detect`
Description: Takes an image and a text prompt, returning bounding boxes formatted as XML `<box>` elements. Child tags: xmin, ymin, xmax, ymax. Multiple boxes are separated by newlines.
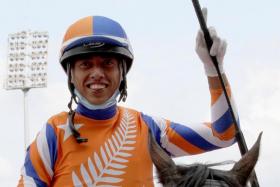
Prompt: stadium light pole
<box><xmin>5</xmin><ymin>30</ymin><xmax>49</xmax><ymax>150</ymax></box>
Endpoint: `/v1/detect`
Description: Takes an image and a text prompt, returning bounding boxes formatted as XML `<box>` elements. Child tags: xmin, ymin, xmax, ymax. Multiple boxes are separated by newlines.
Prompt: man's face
<box><xmin>71</xmin><ymin>54</ymin><xmax>121</xmax><ymax>105</ymax></box>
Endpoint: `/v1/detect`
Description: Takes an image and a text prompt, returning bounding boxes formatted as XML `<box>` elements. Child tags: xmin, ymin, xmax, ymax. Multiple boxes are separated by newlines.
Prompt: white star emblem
<box><xmin>58</xmin><ymin>119</ymin><xmax>84</xmax><ymax>142</ymax></box>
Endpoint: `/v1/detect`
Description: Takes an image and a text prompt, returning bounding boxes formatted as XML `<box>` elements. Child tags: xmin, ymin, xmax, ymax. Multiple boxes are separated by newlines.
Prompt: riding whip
<box><xmin>191</xmin><ymin>0</ymin><xmax>260</xmax><ymax>186</ymax></box>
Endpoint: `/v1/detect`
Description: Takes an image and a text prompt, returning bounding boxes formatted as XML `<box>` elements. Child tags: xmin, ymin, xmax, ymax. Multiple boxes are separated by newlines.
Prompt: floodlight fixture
<box><xmin>5</xmin><ymin>30</ymin><xmax>49</xmax><ymax>150</ymax></box>
<box><xmin>5</xmin><ymin>30</ymin><xmax>49</xmax><ymax>90</ymax></box>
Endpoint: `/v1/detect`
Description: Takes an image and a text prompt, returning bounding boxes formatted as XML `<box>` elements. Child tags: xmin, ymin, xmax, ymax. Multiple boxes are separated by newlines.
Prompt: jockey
<box><xmin>18</xmin><ymin>15</ymin><xmax>238</xmax><ymax>187</ymax></box>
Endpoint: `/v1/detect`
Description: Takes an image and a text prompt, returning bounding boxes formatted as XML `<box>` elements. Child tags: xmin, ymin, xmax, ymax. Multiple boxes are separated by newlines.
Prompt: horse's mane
<box><xmin>148</xmin><ymin>129</ymin><xmax>262</xmax><ymax>187</ymax></box>
<box><xmin>175</xmin><ymin>164</ymin><xmax>239</xmax><ymax>187</ymax></box>
<box><xmin>154</xmin><ymin>161</ymin><xmax>240</xmax><ymax>187</ymax></box>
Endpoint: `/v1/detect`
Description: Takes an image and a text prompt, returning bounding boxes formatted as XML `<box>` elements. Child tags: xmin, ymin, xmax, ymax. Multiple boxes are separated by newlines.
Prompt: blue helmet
<box><xmin>60</xmin><ymin>16</ymin><xmax>134</xmax><ymax>73</ymax></box>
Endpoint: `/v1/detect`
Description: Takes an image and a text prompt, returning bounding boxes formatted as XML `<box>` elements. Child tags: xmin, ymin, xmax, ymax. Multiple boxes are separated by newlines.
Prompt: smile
<box><xmin>87</xmin><ymin>83</ymin><xmax>107</xmax><ymax>90</ymax></box>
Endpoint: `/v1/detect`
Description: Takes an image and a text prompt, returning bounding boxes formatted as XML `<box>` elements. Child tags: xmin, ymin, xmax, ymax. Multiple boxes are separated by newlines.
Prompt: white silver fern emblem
<box><xmin>72</xmin><ymin>110</ymin><xmax>137</xmax><ymax>187</ymax></box>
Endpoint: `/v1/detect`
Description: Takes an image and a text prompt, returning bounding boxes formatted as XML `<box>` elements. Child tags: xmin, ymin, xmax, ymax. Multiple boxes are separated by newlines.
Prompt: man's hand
<box><xmin>195</xmin><ymin>8</ymin><xmax>227</xmax><ymax>77</ymax></box>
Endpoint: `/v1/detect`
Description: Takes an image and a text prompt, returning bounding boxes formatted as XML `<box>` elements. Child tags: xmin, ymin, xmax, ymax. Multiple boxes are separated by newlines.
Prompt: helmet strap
<box><xmin>67</xmin><ymin>63</ymin><xmax>78</xmax><ymax>105</ymax></box>
<box><xmin>118</xmin><ymin>59</ymin><xmax>128</xmax><ymax>102</ymax></box>
<box><xmin>66</xmin><ymin>63</ymin><xmax>88</xmax><ymax>143</ymax></box>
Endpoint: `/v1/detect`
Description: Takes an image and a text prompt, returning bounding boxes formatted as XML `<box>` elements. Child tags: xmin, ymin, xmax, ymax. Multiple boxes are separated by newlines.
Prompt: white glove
<box><xmin>195</xmin><ymin>8</ymin><xmax>227</xmax><ymax>77</ymax></box>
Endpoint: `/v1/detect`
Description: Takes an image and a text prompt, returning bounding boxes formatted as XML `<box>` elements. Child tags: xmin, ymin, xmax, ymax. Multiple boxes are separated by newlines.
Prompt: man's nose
<box><xmin>89</xmin><ymin>66</ymin><xmax>105</xmax><ymax>80</ymax></box>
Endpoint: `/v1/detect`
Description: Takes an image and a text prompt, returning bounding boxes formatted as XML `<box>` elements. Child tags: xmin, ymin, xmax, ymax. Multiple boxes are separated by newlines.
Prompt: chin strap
<box><xmin>118</xmin><ymin>59</ymin><xmax>128</xmax><ymax>102</ymax></box>
<box><xmin>67</xmin><ymin>63</ymin><xmax>88</xmax><ymax>144</ymax></box>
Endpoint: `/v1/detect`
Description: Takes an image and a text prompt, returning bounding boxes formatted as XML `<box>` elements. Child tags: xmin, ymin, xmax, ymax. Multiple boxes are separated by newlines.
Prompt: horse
<box><xmin>148</xmin><ymin>130</ymin><xmax>262</xmax><ymax>187</ymax></box>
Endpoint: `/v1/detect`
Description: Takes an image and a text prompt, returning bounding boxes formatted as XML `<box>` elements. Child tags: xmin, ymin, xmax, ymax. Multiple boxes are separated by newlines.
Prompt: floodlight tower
<box><xmin>5</xmin><ymin>30</ymin><xmax>49</xmax><ymax>150</ymax></box>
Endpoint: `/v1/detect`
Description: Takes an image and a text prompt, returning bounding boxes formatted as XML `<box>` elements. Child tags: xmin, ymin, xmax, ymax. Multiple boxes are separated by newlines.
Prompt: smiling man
<box><xmin>18</xmin><ymin>14</ymin><xmax>239</xmax><ymax>187</ymax></box>
<box><xmin>71</xmin><ymin>55</ymin><xmax>121</xmax><ymax>105</ymax></box>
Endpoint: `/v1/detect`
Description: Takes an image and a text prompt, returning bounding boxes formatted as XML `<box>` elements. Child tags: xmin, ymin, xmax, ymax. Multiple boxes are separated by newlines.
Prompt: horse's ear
<box><xmin>148</xmin><ymin>129</ymin><xmax>177</xmax><ymax>170</ymax></box>
<box><xmin>230</xmin><ymin>132</ymin><xmax>262</xmax><ymax>185</ymax></box>
<box><xmin>148</xmin><ymin>129</ymin><xmax>178</xmax><ymax>184</ymax></box>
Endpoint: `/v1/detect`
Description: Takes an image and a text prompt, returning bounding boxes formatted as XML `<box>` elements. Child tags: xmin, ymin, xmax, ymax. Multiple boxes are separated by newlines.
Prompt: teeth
<box><xmin>89</xmin><ymin>84</ymin><xmax>105</xmax><ymax>89</ymax></box>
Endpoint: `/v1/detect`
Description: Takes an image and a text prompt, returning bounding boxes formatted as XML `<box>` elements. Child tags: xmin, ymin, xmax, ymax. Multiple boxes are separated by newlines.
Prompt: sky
<box><xmin>0</xmin><ymin>0</ymin><xmax>279</xmax><ymax>186</ymax></box>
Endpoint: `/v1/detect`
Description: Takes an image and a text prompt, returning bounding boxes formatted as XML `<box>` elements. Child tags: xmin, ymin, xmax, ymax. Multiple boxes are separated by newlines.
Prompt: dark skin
<box><xmin>71</xmin><ymin>55</ymin><xmax>121</xmax><ymax>105</ymax></box>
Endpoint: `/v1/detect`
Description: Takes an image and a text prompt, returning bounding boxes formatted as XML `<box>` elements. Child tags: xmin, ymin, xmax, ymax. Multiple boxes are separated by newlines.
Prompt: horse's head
<box><xmin>148</xmin><ymin>130</ymin><xmax>262</xmax><ymax>187</ymax></box>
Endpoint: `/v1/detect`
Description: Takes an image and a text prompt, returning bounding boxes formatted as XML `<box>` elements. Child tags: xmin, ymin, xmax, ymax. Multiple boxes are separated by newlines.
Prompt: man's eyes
<box><xmin>79</xmin><ymin>61</ymin><xmax>91</xmax><ymax>68</ymax></box>
<box><xmin>76</xmin><ymin>58</ymin><xmax>118</xmax><ymax>69</ymax></box>
<box><xmin>103</xmin><ymin>59</ymin><xmax>115</xmax><ymax>66</ymax></box>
